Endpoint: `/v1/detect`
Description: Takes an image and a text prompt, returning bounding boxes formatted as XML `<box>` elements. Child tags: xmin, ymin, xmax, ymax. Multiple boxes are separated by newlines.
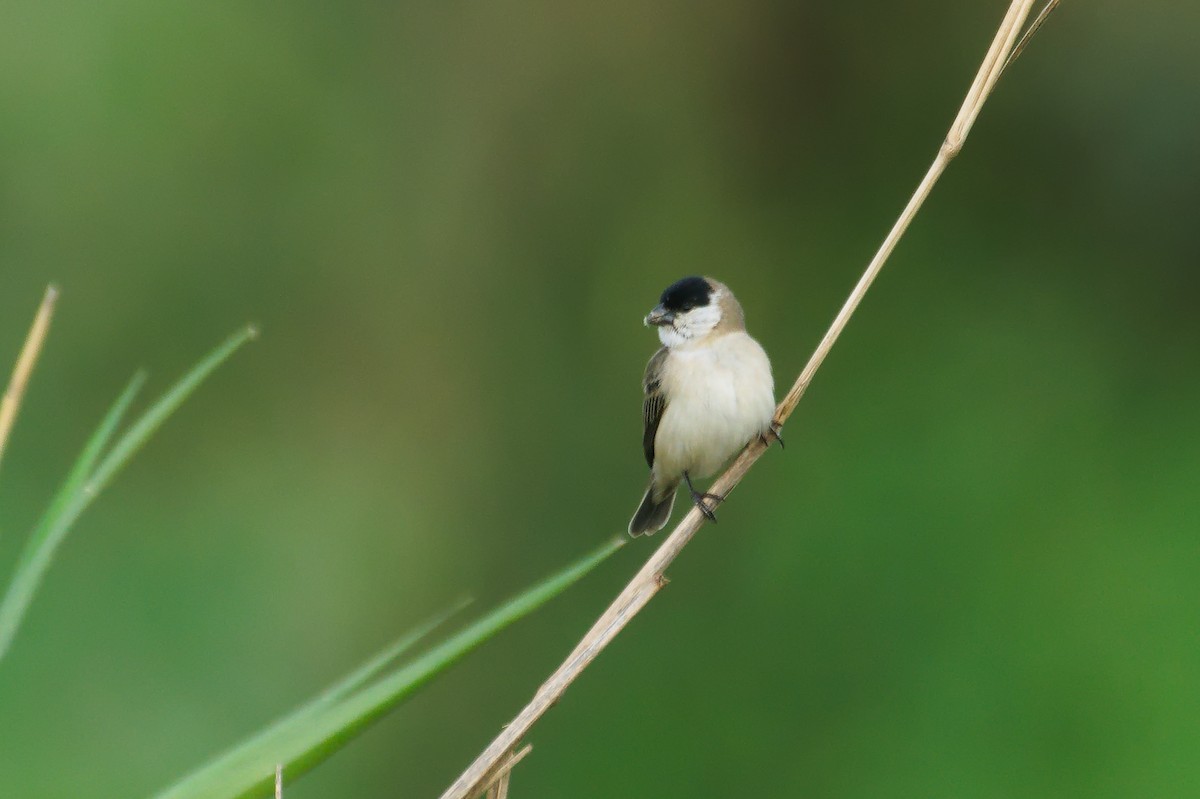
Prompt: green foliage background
<box><xmin>2</xmin><ymin>1</ymin><xmax>1199</xmax><ymax>796</ymax></box>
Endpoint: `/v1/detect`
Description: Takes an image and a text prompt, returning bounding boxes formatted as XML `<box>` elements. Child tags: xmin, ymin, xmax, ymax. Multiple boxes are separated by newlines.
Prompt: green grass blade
<box><xmin>156</xmin><ymin>596</ymin><xmax>474</xmax><ymax>795</ymax></box>
<box><xmin>152</xmin><ymin>536</ymin><xmax>625</xmax><ymax>799</ymax></box>
<box><xmin>89</xmin><ymin>326</ymin><xmax>257</xmax><ymax>494</ymax></box>
<box><xmin>55</xmin><ymin>372</ymin><xmax>148</xmax><ymax>511</ymax></box>
<box><xmin>316</xmin><ymin>596</ymin><xmax>473</xmax><ymax>705</ymax></box>
<box><xmin>0</xmin><ymin>372</ymin><xmax>146</xmax><ymax>662</ymax></box>
<box><xmin>0</xmin><ymin>327</ymin><xmax>255</xmax><ymax>664</ymax></box>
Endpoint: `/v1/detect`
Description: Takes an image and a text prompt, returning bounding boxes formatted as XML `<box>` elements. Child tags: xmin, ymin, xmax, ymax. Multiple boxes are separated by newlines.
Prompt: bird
<box><xmin>628</xmin><ymin>276</ymin><xmax>779</xmax><ymax>537</ymax></box>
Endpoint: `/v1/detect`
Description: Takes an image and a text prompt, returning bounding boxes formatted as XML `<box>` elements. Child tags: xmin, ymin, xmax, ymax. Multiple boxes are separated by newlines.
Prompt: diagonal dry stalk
<box><xmin>0</xmin><ymin>285</ymin><xmax>59</xmax><ymax>477</ymax></box>
<box><xmin>1002</xmin><ymin>0</ymin><xmax>1060</xmax><ymax>76</ymax></box>
<box><xmin>482</xmin><ymin>746</ymin><xmax>530</xmax><ymax>799</ymax></box>
<box><xmin>438</xmin><ymin>2</ymin><xmax>1047</xmax><ymax>797</ymax></box>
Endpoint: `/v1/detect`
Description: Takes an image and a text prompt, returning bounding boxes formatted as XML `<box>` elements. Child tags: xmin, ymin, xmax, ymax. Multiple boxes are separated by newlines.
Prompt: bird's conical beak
<box><xmin>644</xmin><ymin>305</ymin><xmax>675</xmax><ymax>327</ymax></box>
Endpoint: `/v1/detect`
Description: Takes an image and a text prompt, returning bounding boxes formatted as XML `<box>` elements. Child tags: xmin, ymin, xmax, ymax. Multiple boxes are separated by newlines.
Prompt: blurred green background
<box><xmin>2</xmin><ymin>1</ymin><xmax>1199</xmax><ymax>796</ymax></box>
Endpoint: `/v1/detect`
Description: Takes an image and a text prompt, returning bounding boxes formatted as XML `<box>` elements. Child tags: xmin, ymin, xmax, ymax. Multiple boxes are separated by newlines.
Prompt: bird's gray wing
<box><xmin>642</xmin><ymin>347</ymin><xmax>669</xmax><ymax>468</ymax></box>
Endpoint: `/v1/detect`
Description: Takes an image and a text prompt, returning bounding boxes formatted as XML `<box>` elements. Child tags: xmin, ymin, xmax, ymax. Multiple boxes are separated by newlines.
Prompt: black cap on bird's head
<box><xmin>644</xmin><ymin>276</ymin><xmax>713</xmax><ymax>327</ymax></box>
<box><xmin>659</xmin><ymin>276</ymin><xmax>712</xmax><ymax>312</ymax></box>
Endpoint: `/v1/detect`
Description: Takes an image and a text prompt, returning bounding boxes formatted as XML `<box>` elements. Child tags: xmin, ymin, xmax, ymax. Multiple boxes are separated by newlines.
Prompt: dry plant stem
<box><xmin>1003</xmin><ymin>0</ymin><xmax>1060</xmax><ymax>76</ymax></box>
<box><xmin>482</xmin><ymin>746</ymin><xmax>529</xmax><ymax>799</ymax></box>
<box><xmin>438</xmin><ymin>3</ymin><xmax>1038</xmax><ymax>797</ymax></box>
<box><xmin>0</xmin><ymin>285</ymin><xmax>58</xmax><ymax>475</ymax></box>
<box><xmin>275</xmin><ymin>765</ymin><xmax>282</xmax><ymax>799</ymax></box>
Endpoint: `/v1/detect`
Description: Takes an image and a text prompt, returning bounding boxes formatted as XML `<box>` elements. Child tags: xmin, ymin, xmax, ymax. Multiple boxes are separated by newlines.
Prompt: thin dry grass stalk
<box><xmin>1003</xmin><ymin>0</ymin><xmax>1060</xmax><ymax>75</ymax></box>
<box><xmin>0</xmin><ymin>285</ymin><xmax>58</xmax><ymax>475</ymax></box>
<box><xmin>438</xmin><ymin>2</ymin><xmax>1046</xmax><ymax>796</ymax></box>
<box><xmin>482</xmin><ymin>746</ymin><xmax>530</xmax><ymax>799</ymax></box>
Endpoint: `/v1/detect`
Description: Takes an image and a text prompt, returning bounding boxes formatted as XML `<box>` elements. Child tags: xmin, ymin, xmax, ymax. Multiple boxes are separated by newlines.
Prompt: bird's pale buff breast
<box><xmin>653</xmin><ymin>331</ymin><xmax>775</xmax><ymax>481</ymax></box>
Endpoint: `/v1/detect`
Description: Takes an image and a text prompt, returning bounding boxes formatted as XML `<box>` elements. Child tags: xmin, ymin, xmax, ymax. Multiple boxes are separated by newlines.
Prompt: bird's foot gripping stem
<box><xmin>683</xmin><ymin>471</ymin><xmax>724</xmax><ymax>522</ymax></box>
<box><xmin>760</xmin><ymin>419</ymin><xmax>784</xmax><ymax>449</ymax></box>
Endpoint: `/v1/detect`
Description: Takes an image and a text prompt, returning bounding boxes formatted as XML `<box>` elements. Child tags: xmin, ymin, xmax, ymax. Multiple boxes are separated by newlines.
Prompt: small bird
<box><xmin>629</xmin><ymin>276</ymin><xmax>778</xmax><ymax>536</ymax></box>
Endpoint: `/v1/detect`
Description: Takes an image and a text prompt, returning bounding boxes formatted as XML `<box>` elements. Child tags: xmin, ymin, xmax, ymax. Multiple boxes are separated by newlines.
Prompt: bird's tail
<box><xmin>628</xmin><ymin>480</ymin><xmax>677</xmax><ymax>537</ymax></box>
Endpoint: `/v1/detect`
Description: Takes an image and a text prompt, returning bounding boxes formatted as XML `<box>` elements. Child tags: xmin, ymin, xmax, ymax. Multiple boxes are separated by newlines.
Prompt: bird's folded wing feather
<box><xmin>642</xmin><ymin>347</ymin><xmax>668</xmax><ymax>468</ymax></box>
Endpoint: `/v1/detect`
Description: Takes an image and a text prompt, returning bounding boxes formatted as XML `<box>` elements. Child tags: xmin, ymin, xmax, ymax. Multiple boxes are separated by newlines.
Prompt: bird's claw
<box><xmin>682</xmin><ymin>470</ymin><xmax>723</xmax><ymax>522</ymax></box>
<box><xmin>689</xmin><ymin>489</ymin><xmax>724</xmax><ymax>522</ymax></box>
<box><xmin>760</xmin><ymin>420</ymin><xmax>785</xmax><ymax>449</ymax></box>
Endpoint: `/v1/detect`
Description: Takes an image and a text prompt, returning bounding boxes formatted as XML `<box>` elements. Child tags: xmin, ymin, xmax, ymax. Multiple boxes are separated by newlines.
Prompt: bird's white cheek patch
<box><xmin>657</xmin><ymin>304</ymin><xmax>722</xmax><ymax>348</ymax></box>
<box><xmin>686</xmin><ymin>304</ymin><xmax>722</xmax><ymax>337</ymax></box>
